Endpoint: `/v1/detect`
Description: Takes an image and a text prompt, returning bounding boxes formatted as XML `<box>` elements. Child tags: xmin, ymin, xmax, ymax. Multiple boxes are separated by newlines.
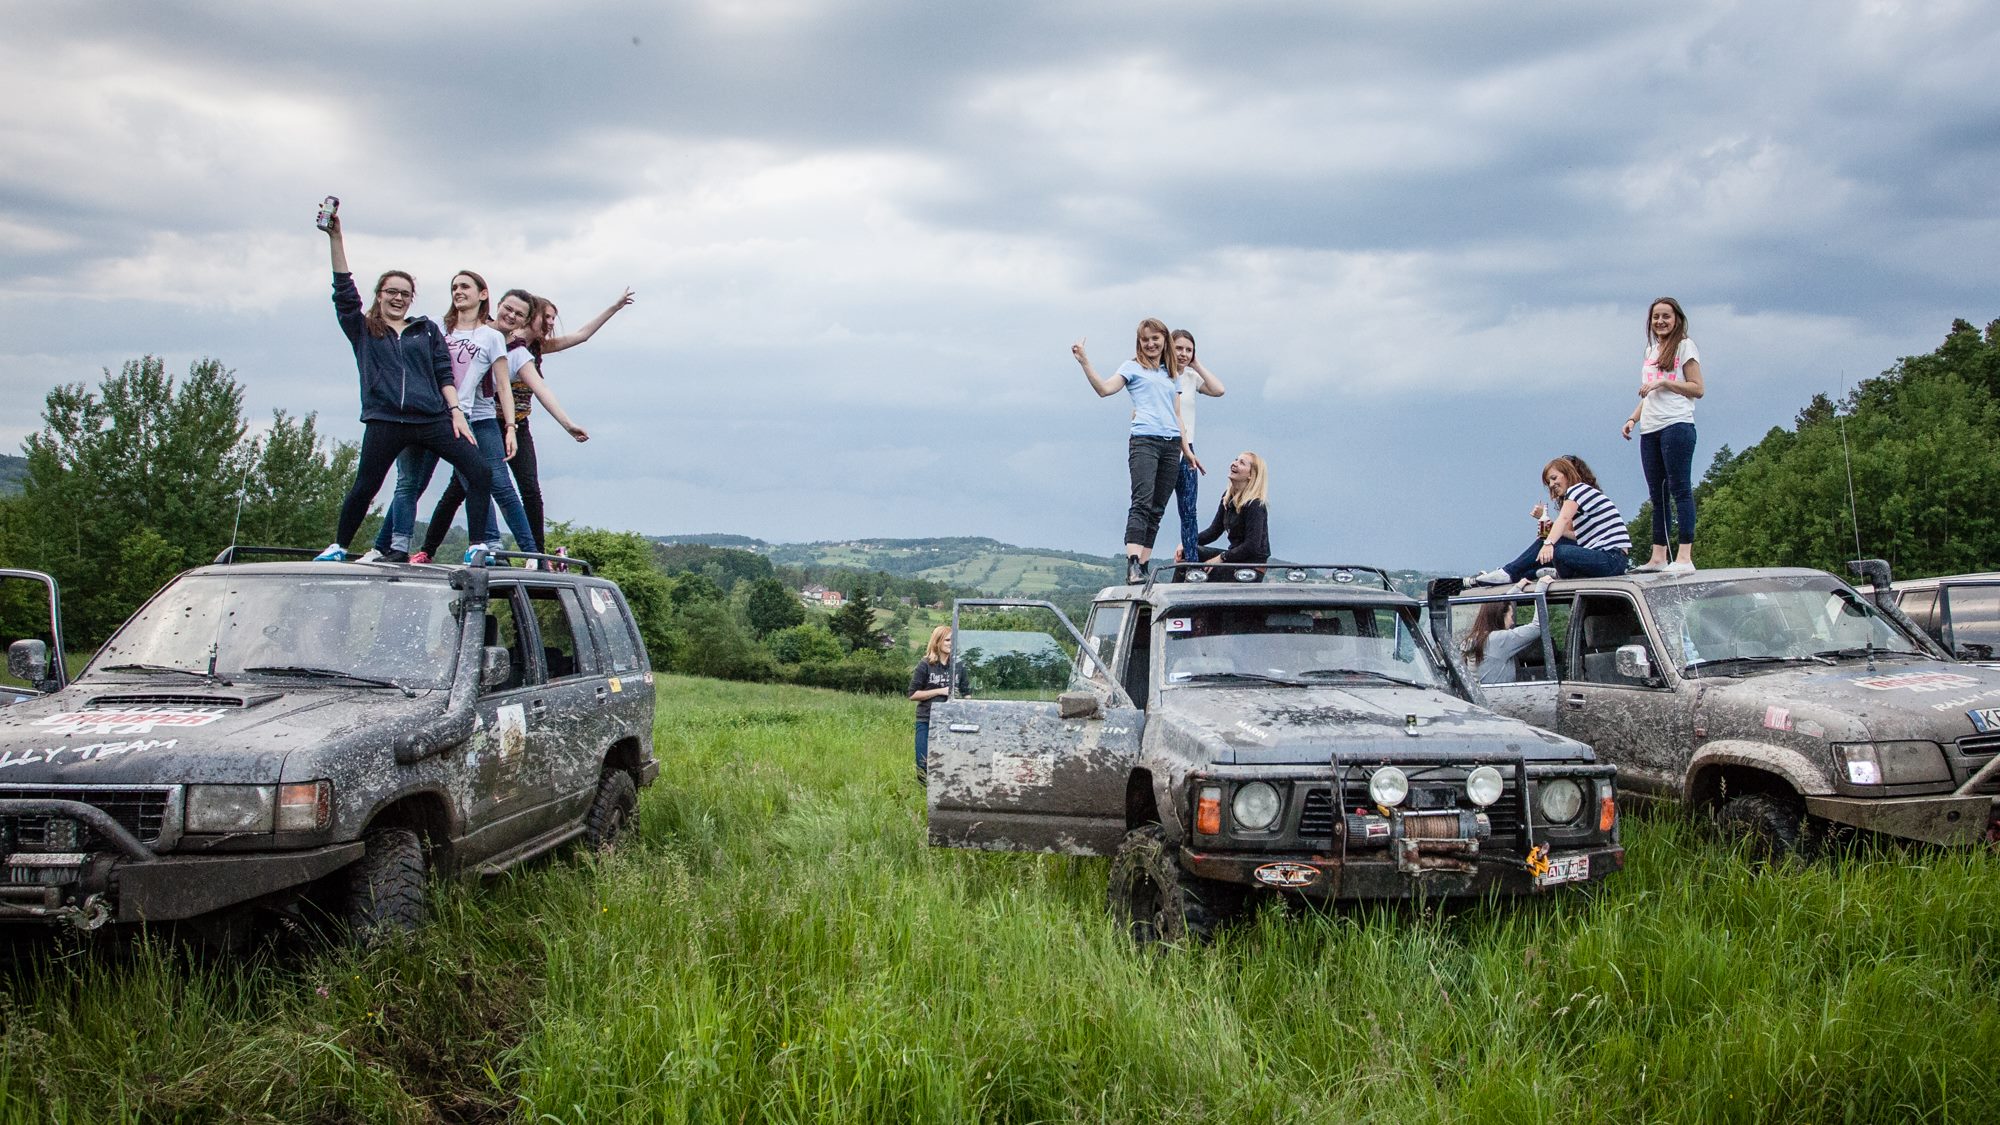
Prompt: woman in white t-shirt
<box><xmin>1165</xmin><ymin>329</ymin><xmax>1226</xmax><ymax>572</ymax></box>
<box><xmin>1073</xmin><ymin>318</ymin><xmax>1194</xmax><ymax>585</ymax></box>
<box><xmin>1621</xmin><ymin>297</ymin><xmax>1705</xmax><ymax>574</ymax></box>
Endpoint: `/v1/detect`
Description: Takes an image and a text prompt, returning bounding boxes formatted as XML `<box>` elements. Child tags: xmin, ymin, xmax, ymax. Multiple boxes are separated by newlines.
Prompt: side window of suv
<box><xmin>1574</xmin><ymin>594</ymin><xmax>1658</xmax><ymax>687</ymax></box>
<box><xmin>527</xmin><ymin>586</ymin><xmax>598</xmax><ymax>681</ymax></box>
<box><xmin>580</xmin><ymin>585</ymin><xmax>644</xmax><ymax>674</ymax></box>
<box><xmin>1072</xmin><ymin>603</ymin><xmax>1125</xmax><ymax>695</ymax></box>
<box><xmin>483</xmin><ymin>585</ymin><xmax>529</xmax><ymax>692</ymax></box>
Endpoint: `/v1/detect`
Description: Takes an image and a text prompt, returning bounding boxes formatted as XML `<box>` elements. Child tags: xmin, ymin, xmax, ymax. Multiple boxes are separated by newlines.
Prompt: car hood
<box><xmin>0</xmin><ymin>680</ymin><xmax>441</xmax><ymax>785</ymax></box>
<box><xmin>1157</xmin><ymin>683</ymin><xmax>1590</xmax><ymax>766</ymax></box>
<box><xmin>1694</xmin><ymin>658</ymin><xmax>2000</xmax><ymax>744</ymax></box>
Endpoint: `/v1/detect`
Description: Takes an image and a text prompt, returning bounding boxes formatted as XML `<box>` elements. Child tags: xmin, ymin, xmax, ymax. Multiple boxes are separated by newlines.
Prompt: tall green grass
<box><xmin>1</xmin><ymin>676</ymin><xmax>1995</xmax><ymax>1122</ymax></box>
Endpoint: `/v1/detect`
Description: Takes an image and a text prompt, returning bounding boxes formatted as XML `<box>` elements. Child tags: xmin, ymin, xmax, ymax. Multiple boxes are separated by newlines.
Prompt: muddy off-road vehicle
<box><xmin>0</xmin><ymin>547</ymin><xmax>657</xmax><ymax>941</ymax></box>
<box><xmin>927</xmin><ymin>565</ymin><xmax>1624</xmax><ymax>943</ymax></box>
<box><xmin>1447</xmin><ymin>561</ymin><xmax>2000</xmax><ymax>857</ymax></box>
<box><xmin>1892</xmin><ymin>572</ymin><xmax>2000</xmax><ymax>666</ymax></box>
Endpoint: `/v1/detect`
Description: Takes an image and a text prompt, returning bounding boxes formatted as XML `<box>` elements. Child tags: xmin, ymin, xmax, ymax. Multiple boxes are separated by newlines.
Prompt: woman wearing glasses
<box><xmin>315</xmin><ymin>211</ymin><xmax>493</xmax><ymax>562</ymax></box>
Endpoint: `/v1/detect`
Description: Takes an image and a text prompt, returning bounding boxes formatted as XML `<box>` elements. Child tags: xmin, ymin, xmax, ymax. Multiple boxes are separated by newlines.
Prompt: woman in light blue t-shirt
<box><xmin>1073</xmin><ymin>318</ymin><xmax>1193</xmax><ymax>584</ymax></box>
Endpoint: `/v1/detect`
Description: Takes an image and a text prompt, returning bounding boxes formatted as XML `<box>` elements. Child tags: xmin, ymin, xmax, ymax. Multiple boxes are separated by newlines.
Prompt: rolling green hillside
<box><xmin>656</xmin><ymin>534</ymin><xmax>1120</xmax><ymax>598</ymax></box>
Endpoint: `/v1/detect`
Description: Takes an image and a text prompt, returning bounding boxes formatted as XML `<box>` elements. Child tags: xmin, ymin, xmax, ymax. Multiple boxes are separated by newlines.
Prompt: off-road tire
<box><xmin>1106</xmin><ymin>824</ymin><xmax>1241</xmax><ymax>945</ymax></box>
<box><xmin>582</xmin><ymin>769</ymin><xmax>637</xmax><ymax>852</ymax></box>
<box><xmin>342</xmin><ymin>827</ymin><xmax>427</xmax><ymax>945</ymax></box>
<box><xmin>1714</xmin><ymin>792</ymin><xmax>1814</xmax><ymax>864</ymax></box>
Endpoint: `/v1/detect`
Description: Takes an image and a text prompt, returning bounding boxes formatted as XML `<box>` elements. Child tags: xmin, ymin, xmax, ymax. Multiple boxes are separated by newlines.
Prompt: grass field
<box><xmin>2</xmin><ymin>676</ymin><xmax>1997</xmax><ymax>1123</ymax></box>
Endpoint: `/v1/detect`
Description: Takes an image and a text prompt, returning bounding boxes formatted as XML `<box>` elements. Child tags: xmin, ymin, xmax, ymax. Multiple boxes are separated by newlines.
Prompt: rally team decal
<box><xmin>1850</xmin><ymin>672</ymin><xmax>1982</xmax><ymax>694</ymax></box>
<box><xmin>33</xmin><ymin>707</ymin><xmax>230</xmax><ymax>737</ymax></box>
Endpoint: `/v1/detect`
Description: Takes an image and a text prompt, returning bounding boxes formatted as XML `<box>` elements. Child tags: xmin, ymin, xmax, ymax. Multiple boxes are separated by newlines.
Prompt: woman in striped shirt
<box><xmin>1471</xmin><ymin>456</ymin><xmax>1631</xmax><ymax>584</ymax></box>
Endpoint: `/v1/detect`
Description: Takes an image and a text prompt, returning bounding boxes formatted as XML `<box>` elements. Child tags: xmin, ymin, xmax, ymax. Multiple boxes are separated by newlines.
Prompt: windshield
<box><xmin>1648</xmin><ymin>576</ymin><xmax>1925</xmax><ymax>671</ymax></box>
<box><xmin>1162</xmin><ymin>603</ymin><xmax>1445</xmax><ymax>689</ymax></box>
<box><xmin>92</xmin><ymin>574</ymin><xmax>461</xmax><ymax>690</ymax></box>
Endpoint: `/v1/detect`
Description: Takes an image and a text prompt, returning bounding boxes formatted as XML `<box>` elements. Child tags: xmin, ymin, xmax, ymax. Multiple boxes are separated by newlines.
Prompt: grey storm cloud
<box><xmin>2</xmin><ymin>1</ymin><xmax>1997</xmax><ymax>570</ymax></box>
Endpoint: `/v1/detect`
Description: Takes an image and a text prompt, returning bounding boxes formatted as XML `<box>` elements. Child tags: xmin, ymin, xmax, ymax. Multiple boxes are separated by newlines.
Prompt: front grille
<box><xmin>1300</xmin><ymin>777</ymin><xmax>1526</xmax><ymax>845</ymax></box>
<box><xmin>1957</xmin><ymin>735</ymin><xmax>2000</xmax><ymax>794</ymax></box>
<box><xmin>0</xmin><ymin>787</ymin><xmax>174</xmax><ymax>850</ymax></box>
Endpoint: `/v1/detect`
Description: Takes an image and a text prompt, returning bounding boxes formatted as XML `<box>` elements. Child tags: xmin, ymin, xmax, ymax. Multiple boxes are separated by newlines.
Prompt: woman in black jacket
<box><xmin>316</xmin><ymin>212</ymin><xmax>493</xmax><ymax>562</ymax></box>
<box><xmin>1177</xmin><ymin>451</ymin><xmax>1269</xmax><ymax>579</ymax></box>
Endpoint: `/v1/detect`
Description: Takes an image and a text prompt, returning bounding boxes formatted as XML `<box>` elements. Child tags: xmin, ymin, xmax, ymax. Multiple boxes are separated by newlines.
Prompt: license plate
<box><xmin>1969</xmin><ymin>708</ymin><xmax>2000</xmax><ymax>733</ymax></box>
<box><xmin>1535</xmin><ymin>854</ymin><xmax>1591</xmax><ymax>886</ymax></box>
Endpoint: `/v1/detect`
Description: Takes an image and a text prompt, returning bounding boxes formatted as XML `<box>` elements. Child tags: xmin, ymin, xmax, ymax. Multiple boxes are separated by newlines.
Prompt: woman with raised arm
<box><xmin>415</xmin><ymin>291</ymin><xmax>595</xmax><ymax>563</ymax></box>
<box><xmin>1463</xmin><ymin>600</ymin><xmax>1542</xmax><ymax>685</ymax></box>
<box><xmin>1470</xmin><ymin>456</ymin><xmax>1631</xmax><ymax>584</ymax></box>
<box><xmin>1073</xmin><ymin>318</ymin><xmax>1191</xmax><ymax>584</ymax></box>
<box><xmin>1621</xmin><ymin>297</ymin><xmax>1705</xmax><ymax>574</ymax></box>
<box><xmin>1176</xmin><ymin>451</ymin><xmax>1270</xmax><ymax>581</ymax></box>
<box><xmin>316</xmin><ymin>212</ymin><xmax>492</xmax><ymax>562</ymax></box>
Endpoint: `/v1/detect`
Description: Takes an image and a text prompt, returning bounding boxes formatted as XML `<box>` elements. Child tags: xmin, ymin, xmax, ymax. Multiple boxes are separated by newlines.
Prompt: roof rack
<box><xmin>461</xmin><ymin>547</ymin><xmax>594</xmax><ymax>575</ymax></box>
<box><xmin>1141</xmin><ymin>562</ymin><xmax>1396</xmax><ymax>594</ymax></box>
<box><xmin>212</xmin><ymin>545</ymin><xmax>322</xmax><ymax>564</ymax></box>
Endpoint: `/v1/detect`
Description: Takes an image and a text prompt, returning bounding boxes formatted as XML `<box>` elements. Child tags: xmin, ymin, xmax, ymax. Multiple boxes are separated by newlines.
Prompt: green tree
<box><xmin>744</xmin><ymin>576</ymin><xmax>806</xmax><ymax>638</ymax></box>
<box><xmin>550</xmin><ymin>523</ymin><xmax>675</xmax><ymax>667</ymax></box>
<box><xmin>828</xmin><ymin>584</ymin><xmax>879</xmax><ymax>651</ymax></box>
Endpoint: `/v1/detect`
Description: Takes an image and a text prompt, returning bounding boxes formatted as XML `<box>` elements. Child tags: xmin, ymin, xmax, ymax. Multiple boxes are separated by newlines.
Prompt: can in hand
<box><xmin>314</xmin><ymin>195</ymin><xmax>340</xmax><ymax>231</ymax></box>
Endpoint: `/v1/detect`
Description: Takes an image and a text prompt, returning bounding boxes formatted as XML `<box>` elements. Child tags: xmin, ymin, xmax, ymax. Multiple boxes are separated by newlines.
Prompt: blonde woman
<box><xmin>908</xmin><ymin>625</ymin><xmax>956</xmax><ymax>778</ymax></box>
<box><xmin>1177</xmin><ymin>451</ymin><xmax>1270</xmax><ymax>579</ymax></box>
<box><xmin>1072</xmin><ymin>317</ymin><xmax>1190</xmax><ymax>584</ymax></box>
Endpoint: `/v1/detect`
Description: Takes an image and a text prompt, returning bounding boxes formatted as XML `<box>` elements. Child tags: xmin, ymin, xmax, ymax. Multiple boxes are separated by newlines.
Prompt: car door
<box><xmin>1559</xmin><ymin>591</ymin><xmax>1687</xmax><ymax>798</ymax></box>
<box><xmin>522</xmin><ymin>583</ymin><xmax>607</xmax><ymax>828</ymax></box>
<box><xmin>1448</xmin><ymin>589</ymin><xmax>1563</xmax><ymax>731</ymax></box>
<box><xmin>927</xmin><ymin>599</ymin><xmax>1142</xmax><ymax>856</ymax></box>
<box><xmin>466</xmin><ymin>580</ymin><xmax>538</xmax><ymax>854</ymax></box>
<box><xmin>1936</xmin><ymin>582</ymin><xmax>2000</xmax><ymax>663</ymax></box>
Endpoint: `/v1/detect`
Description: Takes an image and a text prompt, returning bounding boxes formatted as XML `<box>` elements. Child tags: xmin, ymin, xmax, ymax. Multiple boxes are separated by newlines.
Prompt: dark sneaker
<box><xmin>1126</xmin><ymin>559</ymin><xmax>1146</xmax><ymax>584</ymax></box>
<box><xmin>380</xmin><ymin>549</ymin><xmax>410</xmax><ymax>564</ymax></box>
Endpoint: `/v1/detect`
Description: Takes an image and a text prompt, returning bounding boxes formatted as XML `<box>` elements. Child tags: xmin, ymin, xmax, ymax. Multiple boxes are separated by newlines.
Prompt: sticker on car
<box><xmin>1254</xmin><ymin>862</ymin><xmax>1319</xmax><ymax>887</ymax></box>
<box><xmin>1535</xmin><ymin>854</ymin><xmax>1591</xmax><ymax>886</ymax></box>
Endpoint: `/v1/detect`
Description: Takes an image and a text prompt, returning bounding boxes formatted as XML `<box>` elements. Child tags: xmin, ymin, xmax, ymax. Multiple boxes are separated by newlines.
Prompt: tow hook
<box><xmin>61</xmin><ymin>894</ymin><xmax>111</xmax><ymax>932</ymax></box>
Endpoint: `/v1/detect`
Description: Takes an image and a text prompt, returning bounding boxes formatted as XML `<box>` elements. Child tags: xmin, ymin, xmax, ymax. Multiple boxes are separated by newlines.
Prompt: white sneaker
<box><xmin>1630</xmin><ymin>561</ymin><xmax>1666</xmax><ymax>573</ymax></box>
<box><xmin>1662</xmin><ymin>560</ymin><xmax>1696</xmax><ymax>575</ymax></box>
<box><xmin>1469</xmin><ymin>569</ymin><xmax>1513</xmax><ymax>586</ymax></box>
<box><xmin>313</xmin><ymin>544</ymin><xmax>346</xmax><ymax>562</ymax></box>
<box><xmin>357</xmin><ymin>549</ymin><xmax>383</xmax><ymax>563</ymax></box>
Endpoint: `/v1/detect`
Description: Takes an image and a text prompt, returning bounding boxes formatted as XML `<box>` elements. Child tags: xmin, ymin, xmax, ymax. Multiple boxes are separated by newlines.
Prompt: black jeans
<box><xmin>422</xmin><ymin>419</ymin><xmax>544</xmax><ymax>557</ymax></box>
<box><xmin>337</xmin><ymin>419</ymin><xmax>491</xmax><ymax>549</ymax></box>
<box><xmin>1124</xmin><ymin>435</ymin><xmax>1181</xmax><ymax>548</ymax></box>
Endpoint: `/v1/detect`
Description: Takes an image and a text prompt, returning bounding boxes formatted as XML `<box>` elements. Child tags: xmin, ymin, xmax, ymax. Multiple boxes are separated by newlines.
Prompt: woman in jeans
<box><xmin>1176</xmin><ymin>451</ymin><xmax>1269</xmax><ymax>580</ymax></box>
<box><xmin>1471</xmin><ymin>456</ymin><xmax>1631</xmax><ymax>584</ymax></box>
<box><xmin>1073</xmin><ymin>318</ymin><xmax>1190</xmax><ymax>584</ymax></box>
<box><xmin>1621</xmin><ymin>297</ymin><xmax>1705</xmax><ymax>574</ymax></box>
<box><xmin>316</xmin><ymin>213</ymin><xmax>491</xmax><ymax>562</ymax></box>
<box><xmin>908</xmin><ymin>626</ymin><xmax>957</xmax><ymax>779</ymax></box>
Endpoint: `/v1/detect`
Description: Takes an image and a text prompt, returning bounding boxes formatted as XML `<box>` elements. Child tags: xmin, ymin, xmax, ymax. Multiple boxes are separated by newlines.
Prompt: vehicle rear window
<box><xmin>527</xmin><ymin>586</ymin><xmax>597</xmax><ymax>680</ymax></box>
<box><xmin>581</xmin><ymin>585</ymin><xmax>643</xmax><ymax>673</ymax></box>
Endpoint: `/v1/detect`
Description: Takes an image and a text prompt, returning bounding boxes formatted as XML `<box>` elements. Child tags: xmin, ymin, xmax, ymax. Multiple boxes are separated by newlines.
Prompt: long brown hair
<box><xmin>1542</xmin><ymin>456</ymin><xmax>1584</xmax><ymax>499</ymax></box>
<box><xmin>364</xmin><ymin>270</ymin><xmax>416</xmax><ymax>340</ymax></box>
<box><xmin>1134</xmin><ymin>317</ymin><xmax>1181</xmax><ymax>378</ymax></box>
<box><xmin>443</xmin><ymin>269</ymin><xmax>491</xmax><ymax>332</ymax></box>
<box><xmin>1648</xmin><ymin>297</ymin><xmax>1690</xmax><ymax>372</ymax></box>
<box><xmin>1462</xmin><ymin>601</ymin><xmax>1512</xmax><ymax>667</ymax></box>
<box><xmin>924</xmin><ymin>625</ymin><xmax>952</xmax><ymax>664</ymax></box>
<box><xmin>1562</xmin><ymin>454</ymin><xmax>1599</xmax><ymax>489</ymax></box>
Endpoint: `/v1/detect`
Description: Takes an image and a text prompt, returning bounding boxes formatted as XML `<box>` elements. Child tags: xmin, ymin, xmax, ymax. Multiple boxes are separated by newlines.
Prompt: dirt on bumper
<box><xmin>1182</xmin><ymin>842</ymin><xmax>1626</xmax><ymax>899</ymax></box>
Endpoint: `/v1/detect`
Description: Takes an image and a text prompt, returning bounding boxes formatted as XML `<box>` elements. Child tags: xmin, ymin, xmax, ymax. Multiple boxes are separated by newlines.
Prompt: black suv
<box><xmin>0</xmin><ymin>547</ymin><xmax>658</xmax><ymax>941</ymax></box>
<box><xmin>926</xmin><ymin>565</ymin><xmax>1623</xmax><ymax>944</ymax></box>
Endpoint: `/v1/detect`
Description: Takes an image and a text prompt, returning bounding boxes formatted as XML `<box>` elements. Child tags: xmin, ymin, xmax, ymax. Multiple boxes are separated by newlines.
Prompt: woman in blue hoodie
<box><xmin>317</xmin><ymin>212</ymin><xmax>494</xmax><ymax>562</ymax></box>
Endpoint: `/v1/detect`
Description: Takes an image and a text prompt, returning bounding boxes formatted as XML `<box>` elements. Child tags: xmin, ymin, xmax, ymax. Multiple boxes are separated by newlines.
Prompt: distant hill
<box><xmin>0</xmin><ymin>454</ymin><xmax>24</xmax><ymax>496</ymax></box>
<box><xmin>653</xmin><ymin>532</ymin><xmax>772</xmax><ymax>551</ymax></box>
<box><xmin>651</xmin><ymin>534</ymin><xmax>1119</xmax><ymax>598</ymax></box>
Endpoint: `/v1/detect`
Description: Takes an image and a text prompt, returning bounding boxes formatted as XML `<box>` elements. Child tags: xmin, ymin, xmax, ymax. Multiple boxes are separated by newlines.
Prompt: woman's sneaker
<box><xmin>1469</xmin><ymin>568</ymin><xmax>1512</xmax><ymax>585</ymax></box>
<box><xmin>1662</xmin><ymin>560</ymin><xmax>1696</xmax><ymax>575</ymax></box>
<box><xmin>408</xmin><ymin>551</ymin><xmax>431</xmax><ymax>565</ymax></box>
<box><xmin>313</xmin><ymin>544</ymin><xmax>346</xmax><ymax>562</ymax></box>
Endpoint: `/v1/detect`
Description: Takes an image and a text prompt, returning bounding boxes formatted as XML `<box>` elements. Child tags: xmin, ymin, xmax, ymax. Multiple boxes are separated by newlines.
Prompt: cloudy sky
<box><xmin>3</xmin><ymin>1</ymin><xmax>1995</xmax><ymax>572</ymax></box>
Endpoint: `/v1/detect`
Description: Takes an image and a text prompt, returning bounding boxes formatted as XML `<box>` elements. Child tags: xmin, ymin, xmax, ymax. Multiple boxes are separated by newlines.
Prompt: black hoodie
<box><xmin>332</xmin><ymin>272</ymin><xmax>455</xmax><ymax>424</ymax></box>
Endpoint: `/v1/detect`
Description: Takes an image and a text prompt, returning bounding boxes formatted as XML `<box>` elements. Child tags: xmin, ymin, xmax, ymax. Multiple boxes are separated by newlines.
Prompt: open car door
<box><xmin>0</xmin><ymin>569</ymin><xmax>66</xmax><ymax>706</ymax></box>
<box><xmin>927</xmin><ymin>599</ymin><xmax>1143</xmax><ymax>856</ymax></box>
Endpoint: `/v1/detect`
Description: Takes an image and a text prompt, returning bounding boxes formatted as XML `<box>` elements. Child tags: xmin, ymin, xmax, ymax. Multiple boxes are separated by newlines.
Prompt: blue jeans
<box><xmin>465</xmin><ymin>419</ymin><xmax>538</xmax><ymax>553</ymax></box>
<box><xmin>1640</xmin><ymin>422</ymin><xmax>1697</xmax><ymax>547</ymax></box>
<box><xmin>915</xmin><ymin>719</ymin><xmax>929</xmax><ymax>775</ymax></box>
<box><xmin>1500</xmin><ymin>539</ymin><xmax>1630</xmax><ymax>581</ymax></box>
<box><xmin>373</xmin><ymin>447</ymin><xmax>440</xmax><ymax>553</ymax></box>
<box><xmin>1171</xmin><ymin>451</ymin><xmax>1200</xmax><ymax>565</ymax></box>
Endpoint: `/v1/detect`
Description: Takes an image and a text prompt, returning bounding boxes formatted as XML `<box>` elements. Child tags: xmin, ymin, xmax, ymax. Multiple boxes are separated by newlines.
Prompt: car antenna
<box><xmin>1835</xmin><ymin>370</ymin><xmax>1876</xmax><ymax>674</ymax></box>
<box><xmin>207</xmin><ymin>450</ymin><xmax>257</xmax><ymax>683</ymax></box>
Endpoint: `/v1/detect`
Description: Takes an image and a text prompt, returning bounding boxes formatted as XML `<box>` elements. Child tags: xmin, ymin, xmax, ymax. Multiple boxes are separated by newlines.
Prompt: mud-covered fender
<box><xmin>1686</xmin><ymin>739</ymin><xmax>1834</xmax><ymax>801</ymax></box>
<box><xmin>1150</xmin><ymin>769</ymin><xmax>1183</xmax><ymax>841</ymax></box>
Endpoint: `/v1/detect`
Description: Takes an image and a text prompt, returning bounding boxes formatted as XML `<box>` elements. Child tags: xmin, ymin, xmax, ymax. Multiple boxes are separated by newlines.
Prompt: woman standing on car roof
<box><xmin>1165</xmin><ymin>329</ymin><xmax>1227</xmax><ymax>576</ymax></box>
<box><xmin>316</xmin><ymin>212</ymin><xmax>493</xmax><ymax>562</ymax></box>
<box><xmin>1471</xmin><ymin>456</ymin><xmax>1631</xmax><ymax>584</ymax></box>
<box><xmin>413</xmin><ymin>290</ymin><xmax>617</xmax><ymax>563</ymax></box>
<box><xmin>1074</xmin><ymin>318</ymin><xmax>1192</xmax><ymax>585</ymax></box>
<box><xmin>1176</xmin><ymin>451</ymin><xmax>1270</xmax><ymax>581</ymax></box>
<box><xmin>1622</xmin><ymin>297</ymin><xmax>1704</xmax><ymax>574</ymax></box>
<box><xmin>369</xmin><ymin>269</ymin><xmax>517</xmax><ymax>562</ymax></box>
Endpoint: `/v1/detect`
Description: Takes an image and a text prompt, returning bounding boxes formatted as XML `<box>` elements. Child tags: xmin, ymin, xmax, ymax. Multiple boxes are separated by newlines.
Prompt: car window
<box><xmin>527</xmin><ymin>586</ymin><xmax>595</xmax><ymax>681</ymax></box>
<box><xmin>951</xmin><ymin>604</ymin><xmax>1081</xmax><ymax>703</ymax></box>
<box><xmin>1161</xmin><ymin>603</ymin><xmax>1445</xmax><ymax>689</ymax></box>
<box><xmin>1072</xmin><ymin>603</ymin><xmax>1126</xmax><ymax>694</ymax></box>
<box><xmin>1452</xmin><ymin>596</ymin><xmax>1552</xmax><ymax>684</ymax></box>
<box><xmin>1899</xmin><ymin>588</ymin><xmax>1939</xmax><ymax>636</ymax></box>
<box><xmin>484</xmin><ymin>586</ymin><xmax>528</xmax><ymax>693</ymax></box>
<box><xmin>1941</xmin><ymin>586</ymin><xmax>2000</xmax><ymax>661</ymax></box>
<box><xmin>1574</xmin><ymin>594</ymin><xmax>1658</xmax><ymax>687</ymax></box>
<box><xmin>580</xmin><ymin>585</ymin><xmax>644</xmax><ymax>673</ymax></box>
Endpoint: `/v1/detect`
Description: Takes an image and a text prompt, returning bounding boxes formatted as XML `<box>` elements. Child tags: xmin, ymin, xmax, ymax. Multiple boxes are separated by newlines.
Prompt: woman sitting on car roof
<box><xmin>1175</xmin><ymin>451</ymin><xmax>1270</xmax><ymax>581</ymax></box>
<box><xmin>1470</xmin><ymin>455</ymin><xmax>1631</xmax><ymax>585</ymax></box>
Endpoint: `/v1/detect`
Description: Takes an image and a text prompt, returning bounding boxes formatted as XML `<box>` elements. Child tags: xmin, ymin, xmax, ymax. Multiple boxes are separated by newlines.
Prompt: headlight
<box><xmin>277</xmin><ymin>780</ymin><xmax>333</xmax><ymax>832</ymax></box>
<box><xmin>1832</xmin><ymin>741</ymin><xmax>1950</xmax><ymax>786</ymax></box>
<box><xmin>185</xmin><ymin>785</ymin><xmax>275</xmax><ymax>833</ymax></box>
<box><xmin>1465</xmin><ymin>766</ymin><xmax>1504</xmax><ymax>807</ymax></box>
<box><xmin>1537</xmin><ymin>778</ymin><xmax>1584</xmax><ymax>824</ymax></box>
<box><xmin>1232</xmin><ymin>782</ymin><xmax>1282</xmax><ymax>831</ymax></box>
<box><xmin>1367</xmin><ymin>767</ymin><xmax>1409</xmax><ymax>808</ymax></box>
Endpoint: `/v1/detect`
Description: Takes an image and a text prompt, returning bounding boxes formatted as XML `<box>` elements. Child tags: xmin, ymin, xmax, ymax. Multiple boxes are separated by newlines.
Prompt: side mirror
<box><xmin>1057</xmin><ymin>690</ymin><xmax>1103</xmax><ymax>720</ymax></box>
<box><xmin>1613</xmin><ymin>643</ymin><xmax>1652</xmax><ymax>681</ymax></box>
<box><xmin>480</xmin><ymin>645</ymin><xmax>511</xmax><ymax>690</ymax></box>
<box><xmin>7</xmin><ymin>640</ymin><xmax>48</xmax><ymax>686</ymax></box>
